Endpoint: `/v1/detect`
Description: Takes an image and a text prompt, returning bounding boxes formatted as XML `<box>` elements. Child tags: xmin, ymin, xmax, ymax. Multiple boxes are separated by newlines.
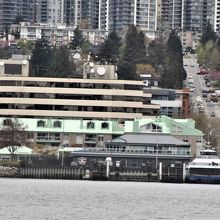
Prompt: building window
<box><xmin>87</xmin><ymin>122</ymin><xmax>95</xmax><ymax>129</ymax></box>
<box><xmin>101</xmin><ymin>122</ymin><xmax>109</xmax><ymax>129</ymax></box>
<box><xmin>37</xmin><ymin>120</ymin><xmax>45</xmax><ymax>127</ymax></box>
<box><xmin>3</xmin><ymin>119</ymin><xmax>12</xmax><ymax>126</ymax></box>
<box><xmin>196</xmin><ymin>136</ymin><xmax>202</xmax><ymax>143</ymax></box>
<box><xmin>54</xmin><ymin>121</ymin><xmax>61</xmax><ymax>128</ymax></box>
<box><xmin>98</xmin><ymin>136</ymin><xmax>104</xmax><ymax>141</ymax></box>
<box><xmin>141</xmin><ymin>123</ymin><xmax>162</xmax><ymax>132</ymax></box>
<box><xmin>27</xmin><ymin>132</ymin><xmax>34</xmax><ymax>140</ymax></box>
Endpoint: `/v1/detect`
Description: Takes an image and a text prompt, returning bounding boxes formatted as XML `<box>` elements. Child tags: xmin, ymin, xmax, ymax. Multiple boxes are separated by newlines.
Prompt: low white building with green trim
<box><xmin>0</xmin><ymin>115</ymin><xmax>203</xmax><ymax>156</ymax></box>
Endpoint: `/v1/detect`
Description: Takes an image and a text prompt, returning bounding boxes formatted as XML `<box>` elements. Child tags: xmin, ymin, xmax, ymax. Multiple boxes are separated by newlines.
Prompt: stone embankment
<box><xmin>0</xmin><ymin>166</ymin><xmax>19</xmax><ymax>177</ymax></box>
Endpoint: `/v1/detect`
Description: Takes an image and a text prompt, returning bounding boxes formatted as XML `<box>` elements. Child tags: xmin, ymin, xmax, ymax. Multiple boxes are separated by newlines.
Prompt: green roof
<box><xmin>0</xmin><ymin>115</ymin><xmax>203</xmax><ymax>137</ymax></box>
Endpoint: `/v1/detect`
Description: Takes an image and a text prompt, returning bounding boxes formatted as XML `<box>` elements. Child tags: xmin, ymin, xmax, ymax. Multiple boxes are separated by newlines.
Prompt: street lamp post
<box><xmin>155</xmin><ymin>135</ymin><xmax>159</xmax><ymax>174</ymax></box>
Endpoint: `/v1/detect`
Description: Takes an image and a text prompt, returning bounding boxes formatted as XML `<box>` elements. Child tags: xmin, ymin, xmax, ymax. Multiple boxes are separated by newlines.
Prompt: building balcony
<box><xmin>37</xmin><ymin>136</ymin><xmax>61</xmax><ymax>142</ymax></box>
<box><xmin>84</xmin><ymin>137</ymin><xmax>97</xmax><ymax>143</ymax></box>
<box><xmin>71</xmin><ymin>148</ymin><xmax>192</xmax><ymax>159</ymax></box>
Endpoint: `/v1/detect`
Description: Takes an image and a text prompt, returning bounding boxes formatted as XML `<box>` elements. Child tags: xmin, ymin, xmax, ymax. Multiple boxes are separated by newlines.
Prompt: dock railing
<box><xmin>73</xmin><ymin>148</ymin><xmax>190</xmax><ymax>156</ymax></box>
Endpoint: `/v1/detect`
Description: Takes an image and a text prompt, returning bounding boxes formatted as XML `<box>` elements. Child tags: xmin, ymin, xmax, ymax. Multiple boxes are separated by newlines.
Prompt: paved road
<box><xmin>183</xmin><ymin>55</ymin><xmax>217</xmax><ymax>117</ymax></box>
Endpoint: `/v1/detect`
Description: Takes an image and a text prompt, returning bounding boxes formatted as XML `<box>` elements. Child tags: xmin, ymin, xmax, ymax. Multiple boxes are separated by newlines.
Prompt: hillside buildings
<box><xmin>1</xmin><ymin>0</ymin><xmax>220</xmax><ymax>47</ymax></box>
<box><xmin>0</xmin><ymin>0</ymin><xmax>219</xmax><ymax>52</ymax></box>
<box><xmin>15</xmin><ymin>22</ymin><xmax>107</xmax><ymax>46</ymax></box>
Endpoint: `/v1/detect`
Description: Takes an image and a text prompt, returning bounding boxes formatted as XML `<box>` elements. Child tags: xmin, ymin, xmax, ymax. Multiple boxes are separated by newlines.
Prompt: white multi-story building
<box><xmin>213</xmin><ymin>0</ymin><xmax>220</xmax><ymax>32</ymax></box>
<box><xmin>16</xmin><ymin>22</ymin><xmax>107</xmax><ymax>46</ymax></box>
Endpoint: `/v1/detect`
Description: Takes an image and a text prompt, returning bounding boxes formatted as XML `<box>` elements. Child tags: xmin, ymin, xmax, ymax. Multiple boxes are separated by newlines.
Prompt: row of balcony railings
<box><xmin>37</xmin><ymin>136</ymin><xmax>60</xmax><ymax>141</ymax></box>
<box><xmin>73</xmin><ymin>147</ymin><xmax>191</xmax><ymax>155</ymax></box>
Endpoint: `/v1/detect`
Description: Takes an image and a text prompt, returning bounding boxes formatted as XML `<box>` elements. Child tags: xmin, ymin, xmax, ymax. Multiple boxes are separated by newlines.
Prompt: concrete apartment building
<box><xmin>108</xmin><ymin>0</ymin><xmax>158</xmax><ymax>38</ymax></box>
<box><xmin>65</xmin><ymin>0</ymin><xmax>82</xmax><ymax>26</ymax></box>
<box><xmin>0</xmin><ymin>56</ymin><xmax>191</xmax><ymax>120</ymax></box>
<box><xmin>0</xmin><ymin>57</ymin><xmax>160</xmax><ymax>120</ymax></box>
<box><xmin>1</xmin><ymin>0</ymin><xmax>220</xmax><ymax>38</ymax></box>
<box><xmin>32</xmin><ymin>0</ymin><xmax>65</xmax><ymax>25</ymax></box>
<box><xmin>158</xmin><ymin>0</ymin><xmax>215</xmax><ymax>50</ymax></box>
<box><xmin>1</xmin><ymin>0</ymin><xmax>159</xmax><ymax>39</ymax></box>
<box><xmin>159</xmin><ymin>0</ymin><xmax>214</xmax><ymax>31</ymax></box>
<box><xmin>0</xmin><ymin>0</ymin><xmax>33</xmax><ymax>31</ymax></box>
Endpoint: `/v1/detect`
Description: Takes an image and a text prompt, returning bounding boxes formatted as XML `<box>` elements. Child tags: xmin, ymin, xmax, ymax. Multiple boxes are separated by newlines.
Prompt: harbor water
<box><xmin>0</xmin><ymin>178</ymin><xmax>220</xmax><ymax>220</ymax></box>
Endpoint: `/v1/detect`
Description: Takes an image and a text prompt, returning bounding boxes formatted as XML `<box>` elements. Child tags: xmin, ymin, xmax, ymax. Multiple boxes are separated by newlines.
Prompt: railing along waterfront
<box><xmin>19</xmin><ymin>167</ymin><xmax>81</xmax><ymax>179</ymax></box>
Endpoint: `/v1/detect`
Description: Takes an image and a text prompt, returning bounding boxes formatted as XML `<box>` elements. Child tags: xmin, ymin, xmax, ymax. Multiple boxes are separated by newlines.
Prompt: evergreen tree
<box><xmin>30</xmin><ymin>35</ymin><xmax>52</xmax><ymax>76</ymax></box>
<box><xmin>161</xmin><ymin>30</ymin><xmax>186</xmax><ymax>89</ymax></box>
<box><xmin>98</xmin><ymin>31</ymin><xmax>121</xmax><ymax>64</ymax></box>
<box><xmin>49</xmin><ymin>46</ymin><xmax>75</xmax><ymax>77</ymax></box>
<box><xmin>147</xmin><ymin>35</ymin><xmax>166</xmax><ymax>70</ymax></box>
<box><xmin>81</xmin><ymin>40</ymin><xmax>93</xmax><ymax>54</ymax></box>
<box><xmin>167</xmin><ymin>30</ymin><xmax>182</xmax><ymax>54</ymax></box>
<box><xmin>117</xmin><ymin>25</ymin><xmax>146</xmax><ymax>80</ymax></box>
<box><xmin>69</xmin><ymin>27</ymin><xmax>84</xmax><ymax>50</ymax></box>
<box><xmin>0</xmin><ymin>47</ymin><xmax>10</xmax><ymax>59</ymax></box>
<box><xmin>200</xmin><ymin>22</ymin><xmax>216</xmax><ymax>45</ymax></box>
<box><xmin>136</xmin><ymin>31</ymin><xmax>147</xmax><ymax>64</ymax></box>
<box><xmin>161</xmin><ymin>56</ymin><xmax>183</xmax><ymax>89</ymax></box>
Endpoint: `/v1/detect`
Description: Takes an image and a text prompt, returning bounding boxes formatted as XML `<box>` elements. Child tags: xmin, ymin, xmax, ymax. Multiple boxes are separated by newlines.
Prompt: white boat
<box><xmin>185</xmin><ymin>149</ymin><xmax>220</xmax><ymax>183</ymax></box>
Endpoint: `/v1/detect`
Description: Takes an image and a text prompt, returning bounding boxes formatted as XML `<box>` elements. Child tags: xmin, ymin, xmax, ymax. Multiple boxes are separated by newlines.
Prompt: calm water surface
<box><xmin>0</xmin><ymin>178</ymin><xmax>220</xmax><ymax>220</ymax></box>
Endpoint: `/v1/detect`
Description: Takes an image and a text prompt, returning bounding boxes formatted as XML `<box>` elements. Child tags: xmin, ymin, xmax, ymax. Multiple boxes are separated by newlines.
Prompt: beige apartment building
<box><xmin>0</xmin><ymin>76</ymin><xmax>160</xmax><ymax>120</ymax></box>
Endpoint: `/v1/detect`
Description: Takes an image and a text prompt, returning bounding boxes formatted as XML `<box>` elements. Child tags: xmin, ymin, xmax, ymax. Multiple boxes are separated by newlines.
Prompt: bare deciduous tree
<box><xmin>191</xmin><ymin>113</ymin><xmax>220</xmax><ymax>150</ymax></box>
<box><xmin>0</xmin><ymin>118</ymin><xmax>28</xmax><ymax>159</ymax></box>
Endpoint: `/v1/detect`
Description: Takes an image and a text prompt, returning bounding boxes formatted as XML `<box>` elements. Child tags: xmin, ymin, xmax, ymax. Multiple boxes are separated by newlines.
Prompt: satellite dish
<box><xmin>97</xmin><ymin>66</ymin><xmax>106</xmax><ymax>76</ymax></box>
<box><xmin>89</xmin><ymin>62</ymin><xmax>94</xmax><ymax>67</ymax></box>
<box><xmin>90</xmin><ymin>68</ymin><xmax>95</xmax><ymax>73</ymax></box>
<box><xmin>0</xmin><ymin>61</ymin><xmax>4</xmax><ymax>66</ymax></box>
<box><xmin>23</xmin><ymin>60</ymin><xmax>27</xmax><ymax>65</ymax></box>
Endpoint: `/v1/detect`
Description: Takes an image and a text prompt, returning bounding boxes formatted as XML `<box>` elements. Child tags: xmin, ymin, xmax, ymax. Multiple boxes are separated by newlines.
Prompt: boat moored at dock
<box><xmin>185</xmin><ymin>149</ymin><xmax>220</xmax><ymax>184</ymax></box>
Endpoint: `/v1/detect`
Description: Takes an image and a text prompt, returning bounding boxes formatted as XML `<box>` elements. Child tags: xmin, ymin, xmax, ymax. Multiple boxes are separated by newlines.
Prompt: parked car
<box><xmin>197</xmin><ymin>69</ymin><xmax>208</xmax><ymax>75</ymax></box>
<box><xmin>196</xmin><ymin>96</ymin><xmax>202</xmax><ymax>102</ymax></box>
<box><xmin>211</xmin><ymin>112</ymin><xmax>216</xmax><ymax>117</ymax></box>
<box><xmin>211</xmin><ymin>93</ymin><xmax>218</xmax><ymax>102</ymax></box>
<box><xmin>198</xmin><ymin>107</ymin><xmax>204</xmax><ymax>113</ymax></box>
<box><xmin>206</xmin><ymin>98</ymin><xmax>210</xmax><ymax>102</ymax></box>
<box><xmin>204</xmin><ymin>75</ymin><xmax>209</xmax><ymax>80</ymax></box>
<box><xmin>202</xmin><ymin>92</ymin><xmax>208</xmax><ymax>98</ymax></box>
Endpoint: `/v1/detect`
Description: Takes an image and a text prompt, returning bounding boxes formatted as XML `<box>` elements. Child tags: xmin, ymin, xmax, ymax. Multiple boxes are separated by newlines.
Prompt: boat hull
<box><xmin>186</xmin><ymin>174</ymin><xmax>220</xmax><ymax>184</ymax></box>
